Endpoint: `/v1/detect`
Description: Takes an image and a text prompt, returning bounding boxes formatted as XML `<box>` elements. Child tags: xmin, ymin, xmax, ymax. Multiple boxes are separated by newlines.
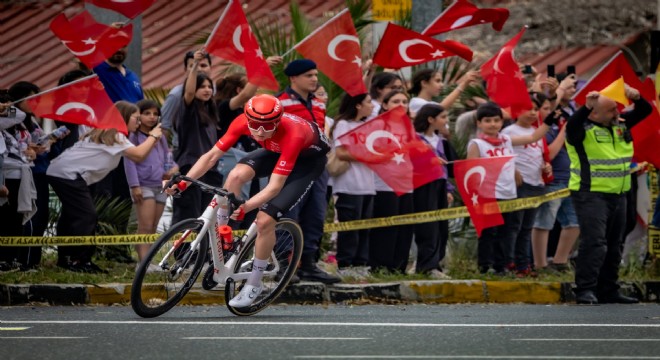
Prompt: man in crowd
<box><xmin>276</xmin><ymin>59</ymin><xmax>340</xmax><ymax>284</ymax></box>
<box><xmin>566</xmin><ymin>85</ymin><xmax>651</xmax><ymax>304</ymax></box>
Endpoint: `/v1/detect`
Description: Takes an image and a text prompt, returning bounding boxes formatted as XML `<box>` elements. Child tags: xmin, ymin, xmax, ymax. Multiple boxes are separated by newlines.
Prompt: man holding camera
<box><xmin>565</xmin><ymin>86</ymin><xmax>651</xmax><ymax>304</ymax></box>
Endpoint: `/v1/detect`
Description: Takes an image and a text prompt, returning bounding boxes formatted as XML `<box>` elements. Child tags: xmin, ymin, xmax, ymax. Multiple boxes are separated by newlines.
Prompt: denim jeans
<box><xmin>509</xmin><ymin>183</ymin><xmax>545</xmax><ymax>270</ymax></box>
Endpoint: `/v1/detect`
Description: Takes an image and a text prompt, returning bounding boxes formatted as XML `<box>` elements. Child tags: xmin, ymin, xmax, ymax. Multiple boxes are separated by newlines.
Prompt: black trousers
<box><xmin>508</xmin><ymin>183</ymin><xmax>545</xmax><ymax>271</ymax></box>
<box><xmin>477</xmin><ymin>209</ymin><xmax>518</xmax><ymax>272</ymax></box>
<box><xmin>47</xmin><ymin>175</ymin><xmax>97</xmax><ymax>265</ymax></box>
<box><xmin>571</xmin><ymin>190</ymin><xmax>627</xmax><ymax>296</ymax></box>
<box><xmin>413</xmin><ymin>179</ymin><xmax>449</xmax><ymax>273</ymax></box>
<box><xmin>368</xmin><ymin>191</ymin><xmax>414</xmax><ymax>273</ymax></box>
<box><xmin>334</xmin><ymin>193</ymin><xmax>373</xmax><ymax>268</ymax></box>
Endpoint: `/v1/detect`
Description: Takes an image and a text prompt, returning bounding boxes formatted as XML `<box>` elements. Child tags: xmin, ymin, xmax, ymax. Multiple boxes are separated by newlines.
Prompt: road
<box><xmin>2</xmin><ymin>304</ymin><xmax>660</xmax><ymax>359</ymax></box>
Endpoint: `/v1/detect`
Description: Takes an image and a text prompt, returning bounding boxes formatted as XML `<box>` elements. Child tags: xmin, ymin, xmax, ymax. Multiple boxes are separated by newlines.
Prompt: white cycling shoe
<box><xmin>228</xmin><ymin>284</ymin><xmax>263</xmax><ymax>308</ymax></box>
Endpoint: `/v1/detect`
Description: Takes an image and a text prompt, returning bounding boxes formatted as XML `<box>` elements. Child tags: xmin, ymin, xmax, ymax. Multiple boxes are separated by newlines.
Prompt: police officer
<box><xmin>565</xmin><ymin>86</ymin><xmax>651</xmax><ymax>304</ymax></box>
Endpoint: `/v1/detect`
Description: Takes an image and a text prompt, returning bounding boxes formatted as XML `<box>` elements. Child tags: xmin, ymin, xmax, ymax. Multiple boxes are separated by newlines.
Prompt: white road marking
<box><xmin>0</xmin><ymin>327</ymin><xmax>29</xmax><ymax>331</ymax></box>
<box><xmin>514</xmin><ymin>338</ymin><xmax>660</xmax><ymax>342</ymax></box>
<box><xmin>293</xmin><ymin>356</ymin><xmax>660</xmax><ymax>359</ymax></box>
<box><xmin>0</xmin><ymin>337</ymin><xmax>87</xmax><ymax>339</ymax></box>
<box><xmin>2</xmin><ymin>320</ymin><xmax>660</xmax><ymax>328</ymax></box>
<box><xmin>184</xmin><ymin>337</ymin><xmax>370</xmax><ymax>340</ymax></box>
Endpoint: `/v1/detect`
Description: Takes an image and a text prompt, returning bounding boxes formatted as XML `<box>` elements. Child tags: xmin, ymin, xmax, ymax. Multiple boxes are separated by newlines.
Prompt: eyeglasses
<box><xmin>314</xmin><ymin>92</ymin><xmax>327</xmax><ymax>97</ymax></box>
<box><xmin>247</xmin><ymin>119</ymin><xmax>278</xmax><ymax>132</ymax></box>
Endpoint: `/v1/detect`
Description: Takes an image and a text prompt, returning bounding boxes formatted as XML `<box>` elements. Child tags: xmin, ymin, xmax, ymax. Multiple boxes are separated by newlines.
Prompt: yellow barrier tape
<box><xmin>0</xmin><ymin>164</ymin><xmax>650</xmax><ymax>247</ymax></box>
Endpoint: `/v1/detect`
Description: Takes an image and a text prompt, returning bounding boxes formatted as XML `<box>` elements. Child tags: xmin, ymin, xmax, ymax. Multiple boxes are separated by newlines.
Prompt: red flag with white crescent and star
<box><xmin>480</xmin><ymin>26</ymin><xmax>532</xmax><ymax>119</ymax></box>
<box><xmin>205</xmin><ymin>0</ymin><xmax>278</xmax><ymax>90</ymax></box>
<box><xmin>26</xmin><ymin>75</ymin><xmax>128</xmax><ymax>135</ymax></box>
<box><xmin>422</xmin><ymin>0</ymin><xmax>510</xmax><ymax>36</ymax></box>
<box><xmin>292</xmin><ymin>9</ymin><xmax>366</xmax><ymax>96</ymax></box>
<box><xmin>630</xmin><ymin>78</ymin><xmax>660</xmax><ymax>168</ymax></box>
<box><xmin>453</xmin><ymin>156</ymin><xmax>514</xmax><ymax>236</ymax></box>
<box><xmin>373</xmin><ymin>23</ymin><xmax>473</xmax><ymax>69</ymax></box>
<box><xmin>85</xmin><ymin>0</ymin><xmax>156</xmax><ymax>19</ymax></box>
<box><xmin>50</xmin><ymin>10</ymin><xmax>133</xmax><ymax>69</ymax></box>
<box><xmin>336</xmin><ymin>107</ymin><xmax>443</xmax><ymax>195</ymax></box>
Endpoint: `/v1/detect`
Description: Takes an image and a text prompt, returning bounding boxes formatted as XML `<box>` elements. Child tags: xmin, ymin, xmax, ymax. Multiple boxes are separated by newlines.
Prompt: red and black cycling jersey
<box><xmin>215</xmin><ymin>113</ymin><xmax>330</xmax><ymax>176</ymax></box>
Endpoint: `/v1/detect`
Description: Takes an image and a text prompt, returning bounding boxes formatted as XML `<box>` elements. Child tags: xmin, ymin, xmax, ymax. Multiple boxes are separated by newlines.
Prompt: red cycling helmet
<box><xmin>244</xmin><ymin>94</ymin><xmax>283</xmax><ymax>123</ymax></box>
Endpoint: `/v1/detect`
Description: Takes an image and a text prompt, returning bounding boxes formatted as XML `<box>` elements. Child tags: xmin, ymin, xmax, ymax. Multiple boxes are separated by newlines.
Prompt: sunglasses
<box><xmin>247</xmin><ymin>119</ymin><xmax>278</xmax><ymax>132</ymax></box>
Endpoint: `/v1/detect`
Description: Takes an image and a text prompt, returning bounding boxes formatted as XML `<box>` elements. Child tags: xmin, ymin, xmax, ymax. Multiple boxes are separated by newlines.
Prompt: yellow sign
<box><xmin>372</xmin><ymin>0</ymin><xmax>412</xmax><ymax>21</ymax></box>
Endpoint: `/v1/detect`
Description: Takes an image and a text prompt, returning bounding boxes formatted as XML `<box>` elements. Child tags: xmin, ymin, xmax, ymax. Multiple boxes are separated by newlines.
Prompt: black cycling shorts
<box><xmin>238</xmin><ymin>149</ymin><xmax>327</xmax><ymax>220</ymax></box>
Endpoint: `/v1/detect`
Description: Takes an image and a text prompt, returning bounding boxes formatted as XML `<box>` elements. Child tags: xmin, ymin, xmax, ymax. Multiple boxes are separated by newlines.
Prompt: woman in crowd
<box><xmin>329</xmin><ymin>93</ymin><xmax>376</xmax><ymax>279</ymax></box>
<box><xmin>368</xmin><ymin>72</ymin><xmax>404</xmax><ymax>118</ymax></box>
<box><xmin>124</xmin><ymin>99</ymin><xmax>175</xmax><ymax>267</ymax></box>
<box><xmin>368</xmin><ymin>89</ymin><xmax>414</xmax><ymax>274</ymax></box>
<box><xmin>47</xmin><ymin>101</ymin><xmax>162</xmax><ymax>273</ymax></box>
<box><xmin>171</xmin><ymin>50</ymin><xmax>223</xmax><ymax>227</ymax></box>
<box><xmin>408</xmin><ymin>68</ymin><xmax>480</xmax><ymax>117</ymax></box>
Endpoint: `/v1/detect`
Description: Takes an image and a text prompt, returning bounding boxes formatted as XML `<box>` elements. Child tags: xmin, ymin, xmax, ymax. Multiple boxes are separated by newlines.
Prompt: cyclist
<box><xmin>167</xmin><ymin>94</ymin><xmax>330</xmax><ymax>307</ymax></box>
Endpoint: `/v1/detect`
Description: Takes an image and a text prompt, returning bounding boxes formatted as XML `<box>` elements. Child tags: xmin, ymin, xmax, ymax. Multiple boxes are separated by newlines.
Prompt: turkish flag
<box><xmin>453</xmin><ymin>156</ymin><xmax>514</xmax><ymax>236</ymax></box>
<box><xmin>85</xmin><ymin>0</ymin><xmax>156</xmax><ymax>19</ymax></box>
<box><xmin>573</xmin><ymin>51</ymin><xmax>644</xmax><ymax>107</ymax></box>
<box><xmin>480</xmin><ymin>27</ymin><xmax>532</xmax><ymax>119</ymax></box>
<box><xmin>630</xmin><ymin>78</ymin><xmax>660</xmax><ymax>168</ymax></box>
<box><xmin>26</xmin><ymin>75</ymin><xmax>128</xmax><ymax>135</ymax></box>
<box><xmin>205</xmin><ymin>0</ymin><xmax>278</xmax><ymax>90</ymax></box>
<box><xmin>50</xmin><ymin>11</ymin><xmax>133</xmax><ymax>69</ymax></box>
<box><xmin>337</xmin><ymin>107</ymin><xmax>443</xmax><ymax>195</ymax></box>
<box><xmin>293</xmin><ymin>9</ymin><xmax>366</xmax><ymax>96</ymax></box>
<box><xmin>422</xmin><ymin>0</ymin><xmax>510</xmax><ymax>36</ymax></box>
<box><xmin>373</xmin><ymin>23</ymin><xmax>473</xmax><ymax>69</ymax></box>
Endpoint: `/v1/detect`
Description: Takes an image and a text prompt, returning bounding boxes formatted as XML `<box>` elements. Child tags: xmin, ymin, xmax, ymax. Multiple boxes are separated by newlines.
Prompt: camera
<box><xmin>1</xmin><ymin>106</ymin><xmax>16</xmax><ymax>118</ymax></box>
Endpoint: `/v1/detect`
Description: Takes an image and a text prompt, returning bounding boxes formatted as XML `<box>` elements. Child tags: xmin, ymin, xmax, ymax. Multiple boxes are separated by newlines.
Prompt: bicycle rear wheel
<box><xmin>131</xmin><ymin>218</ymin><xmax>209</xmax><ymax>318</ymax></box>
<box><xmin>226</xmin><ymin>218</ymin><xmax>303</xmax><ymax>316</ymax></box>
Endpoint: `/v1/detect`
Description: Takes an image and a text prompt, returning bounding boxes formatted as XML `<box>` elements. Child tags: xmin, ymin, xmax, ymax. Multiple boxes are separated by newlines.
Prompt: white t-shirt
<box><xmin>468</xmin><ymin>134</ymin><xmax>517</xmax><ymax>199</ymax></box>
<box><xmin>368</xmin><ymin>99</ymin><xmax>381</xmax><ymax>119</ymax></box>
<box><xmin>332</xmin><ymin>119</ymin><xmax>376</xmax><ymax>195</ymax></box>
<box><xmin>501</xmin><ymin>124</ymin><xmax>544</xmax><ymax>186</ymax></box>
<box><xmin>48</xmin><ymin>133</ymin><xmax>135</xmax><ymax>185</ymax></box>
<box><xmin>409</xmin><ymin>97</ymin><xmax>438</xmax><ymax>116</ymax></box>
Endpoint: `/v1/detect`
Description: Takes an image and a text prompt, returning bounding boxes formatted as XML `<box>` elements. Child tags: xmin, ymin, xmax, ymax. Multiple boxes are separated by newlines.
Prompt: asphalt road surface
<box><xmin>2</xmin><ymin>304</ymin><xmax>660</xmax><ymax>359</ymax></box>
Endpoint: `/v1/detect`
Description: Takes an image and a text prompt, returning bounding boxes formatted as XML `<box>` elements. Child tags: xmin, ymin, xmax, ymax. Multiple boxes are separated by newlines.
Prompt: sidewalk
<box><xmin>2</xmin><ymin>280</ymin><xmax>658</xmax><ymax>306</ymax></box>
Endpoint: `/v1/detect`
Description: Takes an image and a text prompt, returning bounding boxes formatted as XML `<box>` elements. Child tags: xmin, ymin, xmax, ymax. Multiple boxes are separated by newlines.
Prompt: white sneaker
<box><xmin>228</xmin><ymin>284</ymin><xmax>263</xmax><ymax>308</ymax></box>
<box><xmin>429</xmin><ymin>269</ymin><xmax>451</xmax><ymax>279</ymax></box>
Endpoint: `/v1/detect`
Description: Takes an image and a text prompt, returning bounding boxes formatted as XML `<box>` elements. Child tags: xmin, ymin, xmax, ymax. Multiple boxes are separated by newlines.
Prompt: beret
<box><xmin>284</xmin><ymin>59</ymin><xmax>317</xmax><ymax>76</ymax></box>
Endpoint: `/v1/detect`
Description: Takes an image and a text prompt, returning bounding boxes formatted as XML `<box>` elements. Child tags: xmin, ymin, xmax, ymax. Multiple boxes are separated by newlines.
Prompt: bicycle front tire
<box><xmin>131</xmin><ymin>218</ymin><xmax>209</xmax><ymax>318</ymax></box>
<box><xmin>226</xmin><ymin>218</ymin><xmax>303</xmax><ymax>316</ymax></box>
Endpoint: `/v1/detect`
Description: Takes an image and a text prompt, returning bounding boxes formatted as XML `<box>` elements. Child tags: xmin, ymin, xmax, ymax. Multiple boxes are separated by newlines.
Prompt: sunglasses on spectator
<box><xmin>247</xmin><ymin>119</ymin><xmax>278</xmax><ymax>132</ymax></box>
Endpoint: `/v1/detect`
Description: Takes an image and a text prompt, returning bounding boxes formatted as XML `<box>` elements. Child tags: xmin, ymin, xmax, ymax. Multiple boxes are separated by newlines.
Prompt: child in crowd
<box><xmin>467</xmin><ymin>102</ymin><xmax>558</xmax><ymax>274</ymax></box>
<box><xmin>412</xmin><ymin>104</ymin><xmax>453</xmax><ymax>279</ymax></box>
<box><xmin>330</xmin><ymin>93</ymin><xmax>376</xmax><ymax>279</ymax></box>
<box><xmin>124</xmin><ymin>99</ymin><xmax>176</xmax><ymax>267</ymax></box>
<box><xmin>501</xmin><ymin>93</ymin><xmax>554</xmax><ymax>277</ymax></box>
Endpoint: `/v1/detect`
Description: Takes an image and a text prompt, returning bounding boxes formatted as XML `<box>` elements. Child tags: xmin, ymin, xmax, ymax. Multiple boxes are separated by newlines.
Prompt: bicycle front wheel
<box><xmin>131</xmin><ymin>218</ymin><xmax>209</xmax><ymax>318</ymax></box>
<box><xmin>226</xmin><ymin>218</ymin><xmax>303</xmax><ymax>316</ymax></box>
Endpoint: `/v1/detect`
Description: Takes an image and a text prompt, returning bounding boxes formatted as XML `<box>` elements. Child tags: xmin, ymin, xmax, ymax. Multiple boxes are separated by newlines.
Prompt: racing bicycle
<box><xmin>130</xmin><ymin>174</ymin><xmax>303</xmax><ymax>317</ymax></box>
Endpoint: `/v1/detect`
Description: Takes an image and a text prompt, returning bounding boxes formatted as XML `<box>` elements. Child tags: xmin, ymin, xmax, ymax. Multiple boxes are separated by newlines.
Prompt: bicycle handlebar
<box><xmin>163</xmin><ymin>173</ymin><xmax>245</xmax><ymax>208</ymax></box>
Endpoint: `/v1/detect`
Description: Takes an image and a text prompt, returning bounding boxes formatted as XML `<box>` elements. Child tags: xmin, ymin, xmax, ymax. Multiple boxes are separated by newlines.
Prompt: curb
<box><xmin>1</xmin><ymin>281</ymin><xmax>655</xmax><ymax>306</ymax></box>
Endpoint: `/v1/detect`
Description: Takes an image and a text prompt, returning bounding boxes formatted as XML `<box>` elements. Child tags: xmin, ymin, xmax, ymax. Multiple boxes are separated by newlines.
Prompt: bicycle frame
<box><xmin>168</xmin><ymin>193</ymin><xmax>281</xmax><ymax>288</ymax></box>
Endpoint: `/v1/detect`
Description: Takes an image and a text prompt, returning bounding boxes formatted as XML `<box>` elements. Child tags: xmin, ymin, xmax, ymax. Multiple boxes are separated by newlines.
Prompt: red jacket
<box><xmin>276</xmin><ymin>87</ymin><xmax>326</xmax><ymax>129</ymax></box>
